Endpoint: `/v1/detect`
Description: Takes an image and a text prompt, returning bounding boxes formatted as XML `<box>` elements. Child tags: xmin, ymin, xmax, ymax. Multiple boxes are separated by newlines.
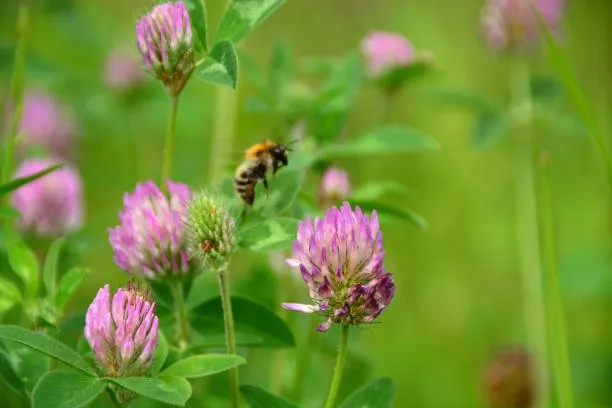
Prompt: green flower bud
<box><xmin>185</xmin><ymin>191</ymin><xmax>237</xmax><ymax>270</ymax></box>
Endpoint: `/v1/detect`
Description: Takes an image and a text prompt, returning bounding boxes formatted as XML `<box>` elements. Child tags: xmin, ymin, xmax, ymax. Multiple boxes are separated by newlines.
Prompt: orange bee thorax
<box><xmin>245</xmin><ymin>140</ymin><xmax>275</xmax><ymax>158</ymax></box>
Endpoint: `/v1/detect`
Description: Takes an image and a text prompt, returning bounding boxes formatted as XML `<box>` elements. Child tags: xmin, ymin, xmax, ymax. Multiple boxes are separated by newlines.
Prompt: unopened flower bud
<box><xmin>484</xmin><ymin>348</ymin><xmax>533</xmax><ymax>408</ymax></box>
<box><xmin>361</xmin><ymin>31</ymin><xmax>414</xmax><ymax>78</ymax></box>
<box><xmin>84</xmin><ymin>283</ymin><xmax>158</xmax><ymax>378</ymax></box>
<box><xmin>282</xmin><ymin>202</ymin><xmax>395</xmax><ymax>332</ymax></box>
<box><xmin>185</xmin><ymin>191</ymin><xmax>237</xmax><ymax>271</ymax></box>
<box><xmin>136</xmin><ymin>1</ymin><xmax>195</xmax><ymax>96</ymax></box>
<box><xmin>482</xmin><ymin>0</ymin><xmax>564</xmax><ymax>52</ymax></box>
<box><xmin>108</xmin><ymin>180</ymin><xmax>194</xmax><ymax>280</ymax></box>
<box><xmin>12</xmin><ymin>158</ymin><xmax>84</xmax><ymax>238</ymax></box>
<box><xmin>318</xmin><ymin>168</ymin><xmax>350</xmax><ymax>208</ymax></box>
<box><xmin>104</xmin><ymin>49</ymin><xmax>146</xmax><ymax>92</ymax></box>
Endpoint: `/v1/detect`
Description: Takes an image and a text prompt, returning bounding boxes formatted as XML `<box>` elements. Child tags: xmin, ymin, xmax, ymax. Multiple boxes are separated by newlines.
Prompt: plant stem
<box><xmin>537</xmin><ymin>152</ymin><xmax>575</xmax><ymax>408</ymax></box>
<box><xmin>218</xmin><ymin>266</ymin><xmax>240</xmax><ymax>408</ymax></box>
<box><xmin>510</xmin><ymin>58</ymin><xmax>548</xmax><ymax>408</ymax></box>
<box><xmin>161</xmin><ymin>95</ymin><xmax>179</xmax><ymax>193</ymax></box>
<box><xmin>323</xmin><ymin>325</ymin><xmax>349</xmax><ymax>408</ymax></box>
<box><xmin>2</xmin><ymin>4</ymin><xmax>28</xmax><ymax>186</ymax></box>
<box><xmin>170</xmin><ymin>282</ymin><xmax>189</xmax><ymax>351</ymax></box>
<box><xmin>209</xmin><ymin>85</ymin><xmax>238</xmax><ymax>184</ymax></box>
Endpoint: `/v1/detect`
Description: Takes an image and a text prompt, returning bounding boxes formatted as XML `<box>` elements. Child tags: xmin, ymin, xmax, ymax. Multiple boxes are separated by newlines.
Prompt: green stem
<box><xmin>170</xmin><ymin>282</ymin><xmax>189</xmax><ymax>351</ymax></box>
<box><xmin>161</xmin><ymin>95</ymin><xmax>179</xmax><ymax>193</ymax></box>
<box><xmin>538</xmin><ymin>153</ymin><xmax>575</xmax><ymax>408</ymax></box>
<box><xmin>323</xmin><ymin>325</ymin><xmax>349</xmax><ymax>408</ymax></box>
<box><xmin>209</xmin><ymin>85</ymin><xmax>238</xmax><ymax>185</ymax></box>
<box><xmin>218</xmin><ymin>266</ymin><xmax>240</xmax><ymax>408</ymax></box>
<box><xmin>2</xmin><ymin>4</ymin><xmax>28</xmax><ymax>186</ymax></box>
<box><xmin>510</xmin><ymin>58</ymin><xmax>549</xmax><ymax>408</ymax></box>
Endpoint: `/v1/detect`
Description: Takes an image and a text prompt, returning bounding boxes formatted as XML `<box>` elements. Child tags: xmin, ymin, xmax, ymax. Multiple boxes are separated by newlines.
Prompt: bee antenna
<box><xmin>286</xmin><ymin>138</ymin><xmax>299</xmax><ymax>151</ymax></box>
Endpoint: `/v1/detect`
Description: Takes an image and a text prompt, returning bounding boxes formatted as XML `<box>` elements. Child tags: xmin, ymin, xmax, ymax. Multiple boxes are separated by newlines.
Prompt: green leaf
<box><xmin>56</xmin><ymin>267</ymin><xmax>89</xmax><ymax>309</ymax></box>
<box><xmin>0</xmin><ymin>277</ymin><xmax>22</xmax><ymax>313</ymax></box>
<box><xmin>239</xmin><ymin>217</ymin><xmax>298</xmax><ymax>252</ymax></box>
<box><xmin>185</xmin><ymin>0</ymin><xmax>208</xmax><ymax>52</ymax></box>
<box><xmin>307</xmin><ymin>52</ymin><xmax>363</xmax><ymax>142</ymax></box>
<box><xmin>42</xmin><ymin>237</ymin><xmax>66</xmax><ymax>300</ymax></box>
<box><xmin>7</xmin><ymin>241</ymin><xmax>39</xmax><ymax>300</ymax></box>
<box><xmin>320</xmin><ymin>126</ymin><xmax>439</xmax><ymax>158</ymax></box>
<box><xmin>196</xmin><ymin>39</ymin><xmax>238</xmax><ymax>88</ymax></box>
<box><xmin>338</xmin><ymin>377</ymin><xmax>396</xmax><ymax>408</ymax></box>
<box><xmin>0</xmin><ymin>342</ymin><xmax>25</xmax><ymax>397</ymax></box>
<box><xmin>0</xmin><ymin>163</ymin><xmax>63</xmax><ymax>196</ymax></box>
<box><xmin>190</xmin><ymin>296</ymin><xmax>295</xmax><ymax>349</ymax></box>
<box><xmin>240</xmin><ymin>385</ymin><xmax>298</xmax><ymax>408</ymax></box>
<box><xmin>269</xmin><ymin>41</ymin><xmax>291</xmax><ymax>108</ymax></box>
<box><xmin>0</xmin><ymin>205</ymin><xmax>19</xmax><ymax>219</ymax></box>
<box><xmin>32</xmin><ymin>371</ymin><xmax>106</xmax><ymax>408</ymax></box>
<box><xmin>108</xmin><ymin>377</ymin><xmax>189</xmax><ymax>406</ymax></box>
<box><xmin>156</xmin><ymin>375</ymin><xmax>192</xmax><ymax>403</ymax></box>
<box><xmin>350</xmin><ymin>181</ymin><xmax>409</xmax><ymax>201</ymax></box>
<box><xmin>215</xmin><ymin>0</ymin><xmax>286</xmax><ymax>44</ymax></box>
<box><xmin>235</xmin><ymin>260</ymin><xmax>280</xmax><ymax>309</ymax></box>
<box><xmin>349</xmin><ymin>200</ymin><xmax>428</xmax><ymax>230</ymax></box>
<box><xmin>148</xmin><ymin>330</ymin><xmax>168</xmax><ymax>376</ymax></box>
<box><xmin>9</xmin><ymin>344</ymin><xmax>50</xmax><ymax>393</ymax></box>
<box><xmin>161</xmin><ymin>354</ymin><xmax>245</xmax><ymax>378</ymax></box>
<box><xmin>473</xmin><ymin>110</ymin><xmax>510</xmax><ymax>147</ymax></box>
<box><xmin>0</xmin><ymin>325</ymin><xmax>95</xmax><ymax>376</ymax></box>
<box><xmin>252</xmin><ymin>169</ymin><xmax>302</xmax><ymax>217</ymax></box>
<box><xmin>533</xmin><ymin>106</ymin><xmax>588</xmax><ymax>137</ymax></box>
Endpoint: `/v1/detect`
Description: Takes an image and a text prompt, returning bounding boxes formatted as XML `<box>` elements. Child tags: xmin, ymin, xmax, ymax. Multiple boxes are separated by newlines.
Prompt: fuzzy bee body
<box><xmin>234</xmin><ymin>140</ymin><xmax>290</xmax><ymax>206</ymax></box>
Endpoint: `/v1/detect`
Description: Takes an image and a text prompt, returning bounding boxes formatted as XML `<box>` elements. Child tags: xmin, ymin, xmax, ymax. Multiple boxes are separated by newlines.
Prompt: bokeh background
<box><xmin>1</xmin><ymin>0</ymin><xmax>612</xmax><ymax>407</ymax></box>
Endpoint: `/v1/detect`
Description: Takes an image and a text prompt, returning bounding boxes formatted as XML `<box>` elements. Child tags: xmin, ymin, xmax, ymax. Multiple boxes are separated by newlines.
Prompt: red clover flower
<box><xmin>282</xmin><ymin>202</ymin><xmax>395</xmax><ymax>331</ymax></box>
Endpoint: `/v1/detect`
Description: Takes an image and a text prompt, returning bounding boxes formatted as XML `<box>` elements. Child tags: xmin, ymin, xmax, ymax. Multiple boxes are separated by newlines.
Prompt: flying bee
<box><xmin>234</xmin><ymin>140</ymin><xmax>295</xmax><ymax>206</ymax></box>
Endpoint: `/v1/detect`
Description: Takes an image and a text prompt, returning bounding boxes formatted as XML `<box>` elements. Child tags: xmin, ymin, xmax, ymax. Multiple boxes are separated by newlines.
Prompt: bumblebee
<box><xmin>234</xmin><ymin>140</ymin><xmax>292</xmax><ymax>206</ymax></box>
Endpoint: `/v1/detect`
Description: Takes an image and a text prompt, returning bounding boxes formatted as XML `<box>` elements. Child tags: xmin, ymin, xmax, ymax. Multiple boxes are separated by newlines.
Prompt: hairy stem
<box><xmin>161</xmin><ymin>95</ymin><xmax>179</xmax><ymax>193</ymax></box>
<box><xmin>511</xmin><ymin>58</ymin><xmax>548</xmax><ymax>408</ymax></box>
<box><xmin>170</xmin><ymin>282</ymin><xmax>190</xmax><ymax>351</ymax></box>
<box><xmin>323</xmin><ymin>325</ymin><xmax>349</xmax><ymax>408</ymax></box>
<box><xmin>538</xmin><ymin>153</ymin><xmax>575</xmax><ymax>408</ymax></box>
<box><xmin>2</xmin><ymin>4</ymin><xmax>28</xmax><ymax>186</ymax></box>
<box><xmin>218</xmin><ymin>266</ymin><xmax>240</xmax><ymax>408</ymax></box>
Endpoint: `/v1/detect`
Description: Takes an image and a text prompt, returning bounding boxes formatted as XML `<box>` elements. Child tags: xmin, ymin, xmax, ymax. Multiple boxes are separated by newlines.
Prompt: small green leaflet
<box><xmin>338</xmin><ymin>377</ymin><xmax>396</xmax><ymax>408</ymax></box>
<box><xmin>0</xmin><ymin>325</ymin><xmax>96</xmax><ymax>377</ymax></box>
<box><xmin>0</xmin><ymin>277</ymin><xmax>22</xmax><ymax>313</ymax></box>
<box><xmin>196</xmin><ymin>39</ymin><xmax>238</xmax><ymax>89</ymax></box>
<box><xmin>215</xmin><ymin>0</ymin><xmax>286</xmax><ymax>44</ymax></box>
<box><xmin>240</xmin><ymin>385</ymin><xmax>298</xmax><ymax>408</ymax></box>
<box><xmin>7</xmin><ymin>241</ymin><xmax>39</xmax><ymax>300</ymax></box>
<box><xmin>239</xmin><ymin>218</ymin><xmax>298</xmax><ymax>252</ymax></box>
<box><xmin>160</xmin><ymin>354</ymin><xmax>245</xmax><ymax>378</ymax></box>
<box><xmin>56</xmin><ymin>268</ymin><xmax>90</xmax><ymax>309</ymax></box>
<box><xmin>32</xmin><ymin>371</ymin><xmax>106</xmax><ymax>408</ymax></box>
<box><xmin>184</xmin><ymin>0</ymin><xmax>208</xmax><ymax>52</ymax></box>
<box><xmin>108</xmin><ymin>377</ymin><xmax>190</xmax><ymax>406</ymax></box>
<box><xmin>350</xmin><ymin>200</ymin><xmax>428</xmax><ymax>230</ymax></box>
<box><xmin>190</xmin><ymin>296</ymin><xmax>295</xmax><ymax>349</ymax></box>
<box><xmin>0</xmin><ymin>163</ymin><xmax>63</xmax><ymax>196</ymax></box>
<box><xmin>320</xmin><ymin>126</ymin><xmax>439</xmax><ymax>158</ymax></box>
<box><xmin>42</xmin><ymin>237</ymin><xmax>66</xmax><ymax>300</ymax></box>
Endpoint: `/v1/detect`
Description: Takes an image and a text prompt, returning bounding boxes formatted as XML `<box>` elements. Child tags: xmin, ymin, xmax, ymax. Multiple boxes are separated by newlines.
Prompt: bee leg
<box><xmin>262</xmin><ymin>176</ymin><xmax>270</xmax><ymax>199</ymax></box>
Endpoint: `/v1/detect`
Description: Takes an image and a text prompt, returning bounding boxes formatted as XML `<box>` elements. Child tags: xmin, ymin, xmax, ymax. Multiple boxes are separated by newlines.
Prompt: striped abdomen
<box><xmin>234</xmin><ymin>163</ymin><xmax>257</xmax><ymax>206</ymax></box>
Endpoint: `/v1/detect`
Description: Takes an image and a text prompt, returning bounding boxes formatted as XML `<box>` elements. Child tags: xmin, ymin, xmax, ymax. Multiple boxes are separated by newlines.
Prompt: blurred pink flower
<box><xmin>104</xmin><ymin>49</ymin><xmax>146</xmax><ymax>92</ymax></box>
<box><xmin>318</xmin><ymin>167</ymin><xmax>350</xmax><ymax>208</ymax></box>
<box><xmin>12</xmin><ymin>90</ymin><xmax>77</xmax><ymax>159</ymax></box>
<box><xmin>482</xmin><ymin>0</ymin><xmax>564</xmax><ymax>51</ymax></box>
<box><xmin>11</xmin><ymin>157</ymin><xmax>84</xmax><ymax>237</ymax></box>
<box><xmin>361</xmin><ymin>31</ymin><xmax>414</xmax><ymax>77</ymax></box>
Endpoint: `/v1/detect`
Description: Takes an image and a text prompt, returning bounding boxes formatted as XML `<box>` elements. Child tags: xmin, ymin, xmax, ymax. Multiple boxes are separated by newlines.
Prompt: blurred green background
<box><xmin>2</xmin><ymin>0</ymin><xmax>612</xmax><ymax>407</ymax></box>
